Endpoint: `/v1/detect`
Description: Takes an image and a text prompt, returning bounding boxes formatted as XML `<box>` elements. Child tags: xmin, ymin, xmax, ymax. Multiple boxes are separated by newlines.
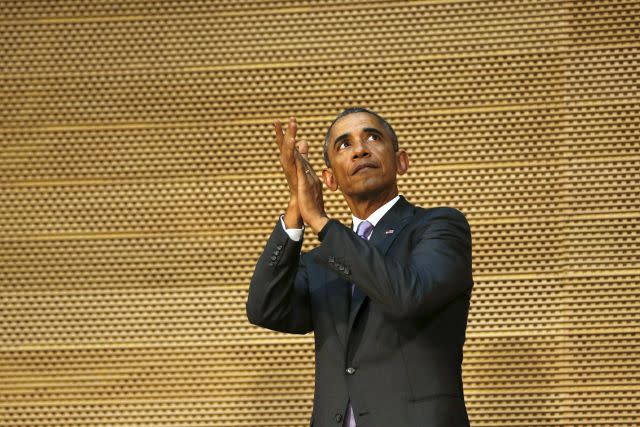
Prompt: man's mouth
<box><xmin>352</xmin><ymin>162</ymin><xmax>378</xmax><ymax>175</ymax></box>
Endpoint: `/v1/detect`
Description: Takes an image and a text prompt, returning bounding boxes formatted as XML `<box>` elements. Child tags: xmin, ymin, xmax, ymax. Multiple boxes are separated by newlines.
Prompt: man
<box><xmin>247</xmin><ymin>108</ymin><xmax>473</xmax><ymax>426</ymax></box>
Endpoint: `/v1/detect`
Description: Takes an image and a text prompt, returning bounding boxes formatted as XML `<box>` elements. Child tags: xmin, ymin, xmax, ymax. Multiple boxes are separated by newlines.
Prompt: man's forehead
<box><xmin>330</xmin><ymin>112</ymin><xmax>385</xmax><ymax>141</ymax></box>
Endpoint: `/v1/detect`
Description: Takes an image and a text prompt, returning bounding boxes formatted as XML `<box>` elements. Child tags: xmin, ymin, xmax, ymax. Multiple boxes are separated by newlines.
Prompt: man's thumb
<box><xmin>296</xmin><ymin>140</ymin><xmax>309</xmax><ymax>160</ymax></box>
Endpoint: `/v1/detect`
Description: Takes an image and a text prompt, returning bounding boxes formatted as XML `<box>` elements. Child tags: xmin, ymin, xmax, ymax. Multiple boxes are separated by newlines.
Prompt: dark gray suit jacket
<box><xmin>247</xmin><ymin>196</ymin><xmax>473</xmax><ymax>427</ymax></box>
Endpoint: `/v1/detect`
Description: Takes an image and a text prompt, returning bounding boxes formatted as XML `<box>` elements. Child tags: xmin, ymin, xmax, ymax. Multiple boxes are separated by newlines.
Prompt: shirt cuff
<box><xmin>280</xmin><ymin>215</ymin><xmax>304</xmax><ymax>242</ymax></box>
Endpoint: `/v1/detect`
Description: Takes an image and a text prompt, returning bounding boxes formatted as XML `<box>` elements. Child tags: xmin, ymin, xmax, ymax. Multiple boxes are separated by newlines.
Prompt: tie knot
<box><xmin>356</xmin><ymin>220</ymin><xmax>374</xmax><ymax>240</ymax></box>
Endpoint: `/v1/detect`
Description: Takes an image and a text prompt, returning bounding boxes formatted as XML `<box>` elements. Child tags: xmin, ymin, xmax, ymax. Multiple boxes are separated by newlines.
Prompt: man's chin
<box><xmin>351</xmin><ymin>166</ymin><xmax>377</xmax><ymax>176</ymax></box>
<box><xmin>346</xmin><ymin>180</ymin><xmax>387</xmax><ymax>198</ymax></box>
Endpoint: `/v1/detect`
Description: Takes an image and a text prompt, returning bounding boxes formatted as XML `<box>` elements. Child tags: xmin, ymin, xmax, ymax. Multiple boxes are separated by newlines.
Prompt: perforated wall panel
<box><xmin>1</xmin><ymin>1</ymin><xmax>639</xmax><ymax>426</ymax></box>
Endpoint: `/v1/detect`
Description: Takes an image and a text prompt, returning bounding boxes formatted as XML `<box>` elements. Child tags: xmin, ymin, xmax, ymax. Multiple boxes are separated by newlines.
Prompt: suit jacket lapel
<box><xmin>347</xmin><ymin>196</ymin><xmax>415</xmax><ymax>335</ymax></box>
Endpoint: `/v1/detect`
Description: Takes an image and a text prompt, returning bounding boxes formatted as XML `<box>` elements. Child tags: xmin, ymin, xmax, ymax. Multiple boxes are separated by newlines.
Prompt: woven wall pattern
<box><xmin>1</xmin><ymin>1</ymin><xmax>639</xmax><ymax>426</ymax></box>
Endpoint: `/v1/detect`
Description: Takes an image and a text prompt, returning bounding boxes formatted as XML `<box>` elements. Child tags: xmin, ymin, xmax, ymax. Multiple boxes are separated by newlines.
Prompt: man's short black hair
<box><xmin>323</xmin><ymin>107</ymin><xmax>398</xmax><ymax>167</ymax></box>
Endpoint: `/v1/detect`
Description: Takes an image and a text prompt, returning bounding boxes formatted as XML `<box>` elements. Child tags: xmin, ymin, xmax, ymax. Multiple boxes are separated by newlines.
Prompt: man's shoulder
<box><xmin>411</xmin><ymin>204</ymin><xmax>469</xmax><ymax>225</ymax></box>
<box><xmin>407</xmin><ymin>205</ymin><xmax>472</xmax><ymax>247</ymax></box>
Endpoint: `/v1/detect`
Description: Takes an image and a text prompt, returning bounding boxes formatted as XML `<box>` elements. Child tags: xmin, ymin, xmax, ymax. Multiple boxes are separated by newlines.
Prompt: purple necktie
<box><xmin>356</xmin><ymin>220</ymin><xmax>374</xmax><ymax>241</ymax></box>
<box><xmin>351</xmin><ymin>221</ymin><xmax>373</xmax><ymax>298</ymax></box>
<box><xmin>344</xmin><ymin>220</ymin><xmax>374</xmax><ymax>427</ymax></box>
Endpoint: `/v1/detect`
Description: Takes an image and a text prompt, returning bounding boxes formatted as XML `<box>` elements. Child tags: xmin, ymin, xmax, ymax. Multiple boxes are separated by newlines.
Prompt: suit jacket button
<box><xmin>334</xmin><ymin>413</ymin><xmax>343</xmax><ymax>423</ymax></box>
<box><xmin>346</xmin><ymin>367</ymin><xmax>356</xmax><ymax>375</ymax></box>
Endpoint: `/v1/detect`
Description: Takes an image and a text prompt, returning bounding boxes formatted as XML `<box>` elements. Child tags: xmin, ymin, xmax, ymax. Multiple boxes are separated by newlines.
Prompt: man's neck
<box><xmin>345</xmin><ymin>187</ymin><xmax>399</xmax><ymax>220</ymax></box>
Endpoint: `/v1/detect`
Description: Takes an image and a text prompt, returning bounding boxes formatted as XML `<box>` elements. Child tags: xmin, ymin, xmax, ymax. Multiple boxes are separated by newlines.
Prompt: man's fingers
<box><xmin>274</xmin><ymin>117</ymin><xmax>297</xmax><ymax>151</ymax></box>
<box><xmin>296</xmin><ymin>140</ymin><xmax>309</xmax><ymax>160</ymax></box>
<box><xmin>294</xmin><ymin>151</ymin><xmax>308</xmax><ymax>175</ymax></box>
<box><xmin>290</xmin><ymin>117</ymin><xmax>298</xmax><ymax>142</ymax></box>
<box><xmin>279</xmin><ymin>117</ymin><xmax>295</xmax><ymax>163</ymax></box>
<box><xmin>294</xmin><ymin>150</ymin><xmax>316</xmax><ymax>181</ymax></box>
<box><xmin>294</xmin><ymin>151</ymin><xmax>306</xmax><ymax>186</ymax></box>
<box><xmin>284</xmin><ymin>117</ymin><xmax>297</xmax><ymax>148</ymax></box>
<box><xmin>273</xmin><ymin>119</ymin><xmax>284</xmax><ymax>147</ymax></box>
<box><xmin>293</xmin><ymin>149</ymin><xmax>303</xmax><ymax>167</ymax></box>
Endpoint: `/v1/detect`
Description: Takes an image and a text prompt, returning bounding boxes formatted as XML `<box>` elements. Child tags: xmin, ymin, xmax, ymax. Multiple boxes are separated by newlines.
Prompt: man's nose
<box><xmin>351</xmin><ymin>139</ymin><xmax>370</xmax><ymax>159</ymax></box>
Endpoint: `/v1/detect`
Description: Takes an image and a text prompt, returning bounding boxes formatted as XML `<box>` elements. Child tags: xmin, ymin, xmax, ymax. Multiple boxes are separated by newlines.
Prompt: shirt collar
<box><xmin>352</xmin><ymin>195</ymin><xmax>401</xmax><ymax>232</ymax></box>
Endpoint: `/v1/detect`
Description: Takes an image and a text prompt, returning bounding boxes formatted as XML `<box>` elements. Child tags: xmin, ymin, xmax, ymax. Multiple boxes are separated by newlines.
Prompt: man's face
<box><xmin>323</xmin><ymin>112</ymin><xmax>407</xmax><ymax>199</ymax></box>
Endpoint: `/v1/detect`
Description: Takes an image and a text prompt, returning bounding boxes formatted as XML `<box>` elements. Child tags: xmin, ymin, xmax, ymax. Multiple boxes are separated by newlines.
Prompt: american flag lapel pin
<box><xmin>385</xmin><ymin>229</ymin><xmax>394</xmax><ymax>235</ymax></box>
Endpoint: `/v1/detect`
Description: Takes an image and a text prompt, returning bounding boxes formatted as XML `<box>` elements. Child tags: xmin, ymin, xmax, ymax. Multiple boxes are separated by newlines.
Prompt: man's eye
<box><xmin>338</xmin><ymin>141</ymin><xmax>350</xmax><ymax>150</ymax></box>
<box><xmin>367</xmin><ymin>134</ymin><xmax>380</xmax><ymax>141</ymax></box>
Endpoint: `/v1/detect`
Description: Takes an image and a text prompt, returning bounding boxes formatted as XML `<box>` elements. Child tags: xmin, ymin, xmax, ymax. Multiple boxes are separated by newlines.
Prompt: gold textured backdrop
<box><xmin>1</xmin><ymin>1</ymin><xmax>639</xmax><ymax>426</ymax></box>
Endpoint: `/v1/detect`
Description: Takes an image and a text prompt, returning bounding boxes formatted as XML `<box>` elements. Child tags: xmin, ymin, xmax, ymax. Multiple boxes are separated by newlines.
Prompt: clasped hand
<box><xmin>274</xmin><ymin>117</ymin><xmax>329</xmax><ymax>234</ymax></box>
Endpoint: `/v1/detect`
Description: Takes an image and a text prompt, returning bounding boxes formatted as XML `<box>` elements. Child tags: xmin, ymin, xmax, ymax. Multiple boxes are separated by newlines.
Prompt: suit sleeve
<box><xmin>246</xmin><ymin>219</ymin><xmax>313</xmax><ymax>334</ymax></box>
<box><xmin>314</xmin><ymin>208</ymin><xmax>473</xmax><ymax>319</ymax></box>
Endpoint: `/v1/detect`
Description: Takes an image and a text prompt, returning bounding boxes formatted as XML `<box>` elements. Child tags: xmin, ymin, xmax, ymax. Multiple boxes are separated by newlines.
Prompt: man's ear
<box><xmin>396</xmin><ymin>149</ymin><xmax>409</xmax><ymax>175</ymax></box>
<box><xmin>322</xmin><ymin>168</ymin><xmax>339</xmax><ymax>191</ymax></box>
